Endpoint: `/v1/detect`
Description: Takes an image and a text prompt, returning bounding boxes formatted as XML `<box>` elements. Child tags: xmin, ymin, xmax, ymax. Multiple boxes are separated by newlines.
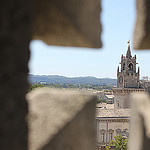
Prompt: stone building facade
<box><xmin>113</xmin><ymin>88</ymin><xmax>144</xmax><ymax>109</ymax></box>
<box><xmin>96</xmin><ymin>91</ymin><xmax>114</xmax><ymax>104</ymax></box>
<box><xmin>96</xmin><ymin>42</ymin><xmax>144</xmax><ymax>148</ymax></box>
<box><xmin>96</xmin><ymin>107</ymin><xmax>130</xmax><ymax>148</ymax></box>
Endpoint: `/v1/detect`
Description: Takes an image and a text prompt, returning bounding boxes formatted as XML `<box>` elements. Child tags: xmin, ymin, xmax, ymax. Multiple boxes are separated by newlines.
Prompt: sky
<box><xmin>29</xmin><ymin>0</ymin><xmax>150</xmax><ymax>79</ymax></box>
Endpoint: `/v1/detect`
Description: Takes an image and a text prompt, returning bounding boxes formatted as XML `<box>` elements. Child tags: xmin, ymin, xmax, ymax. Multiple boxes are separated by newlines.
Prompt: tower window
<box><xmin>123</xmin><ymin>63</ymin><xmax>125</xmax><ymax>70</ymax></box>
<box><xmin>128</xmin><ymin>63</ymin><xmax>133</xmax><ymax>70</ymax></box>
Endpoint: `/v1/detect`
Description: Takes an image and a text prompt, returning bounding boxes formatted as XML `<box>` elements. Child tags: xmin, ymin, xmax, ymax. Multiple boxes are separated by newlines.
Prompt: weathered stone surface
<box><xmin>0</xmin><ymin>1</ymin><xmax>32</xmax><ymax>150</ymax></box>
<box><xmin>134</xmin><ymin>0</ymin><xmax>150</xmax><ymax>49</ymax></box>
<box><xmin>27</xmin><ymin>88</ymin><xmax>97</xmax><ymax>150</ymax></box>
<box><xmin>129</xmin><ymin>92</ymin><xmax>150</xmax><ymax>150</ymax></box>
<box><xmin>0</xmin><ymin>0</ymin><xmax>101</xmax><ymax>149</ymax></box>
<box><xmin>32</xmin><ymin>0</ymin><xmax>102</xmax><ymax>48</ymax></box>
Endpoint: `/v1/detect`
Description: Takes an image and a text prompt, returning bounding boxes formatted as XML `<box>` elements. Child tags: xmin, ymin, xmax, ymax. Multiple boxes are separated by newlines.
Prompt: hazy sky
<box><xmin>29</xmin><ymin>0</ymin><xmax>150</xmax><ymax>79</ymax></box>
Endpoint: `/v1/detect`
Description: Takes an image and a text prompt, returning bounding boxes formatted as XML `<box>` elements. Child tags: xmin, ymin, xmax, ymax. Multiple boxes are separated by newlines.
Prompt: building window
<box><xmin>108</xmin><ymin>129</ymin><xmax>114</xmax><ymax>141</ymax></box>
<box><xmin>123</xmin><ymin>63</ymin><xmax>125</xmax><ymax>70</ymax></box>
<box><xmin>128</xmin><ymin>63</ymin><xmax>133</xmax><ymax>70</ymax></box>
<box><xmin>116</xmin><ymin>129</ymin><xmax>121</xmax><ymax>136</ymax></box>
<box><xmin>109</xmin><ymin>133</ymin><xmax>113</xmax><ymax>141</ymax></box>
<box><xmin>101</xmin><ymin>133</ymin><xmax>105</xmax><ymax>142</ymax></box>
<box><xmin>123</xmin><ymin>129</ymin><xmax>129</xmax><ymax>138</ymax></box>
<box><xmin>99</xmin><ymin>129</ymin><xmax>106</xmax><ymax>143</ymax></box>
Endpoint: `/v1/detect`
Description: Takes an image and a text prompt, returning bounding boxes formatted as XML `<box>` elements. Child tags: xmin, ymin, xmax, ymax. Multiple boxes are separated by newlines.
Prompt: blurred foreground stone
<box><xmin>0</xmin><ymin>1</ymin><xmax>32</xmax><ymax>149</ymax></box>
<box><xmin>27</xmin><ymin>88</ymin><xmax>97</xmax><ymax>150</ymax></box>
<box><xmin>129</xmin><ymin>92</ymin><xmax>150</xmax><ymax>150</ymax></box>
<box><xmin>0</xmin><ymin>0</ymin><xmax>101</xmax><ymax>149</ymax></box>
<box><xmin>32</xmin><ymin>0</ymin><xmax>102</xmax><ymax>48</ymax></box>
<box><xmin>134</xmin><ymin>0</ymin><xmax>150</xmax><ymax>49</ymax></box>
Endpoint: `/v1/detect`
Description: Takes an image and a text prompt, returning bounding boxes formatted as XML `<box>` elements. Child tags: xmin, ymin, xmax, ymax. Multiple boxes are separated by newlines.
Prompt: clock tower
<box><xmin>117</xmin><ymin>41</ymin><xmax>140</xmax><ymax>88</ymax></box>
<box><xmin>113</xmin><ymin>41</ymin><xmax>144</xmax><ymax>109</ymax></box>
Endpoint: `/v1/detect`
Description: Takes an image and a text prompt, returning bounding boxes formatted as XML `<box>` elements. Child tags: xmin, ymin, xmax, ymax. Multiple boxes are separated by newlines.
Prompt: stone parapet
<box><xmin>113</xmin><ymin>88</ymin><xmax>145</xmax><ymax>95</ymax></box>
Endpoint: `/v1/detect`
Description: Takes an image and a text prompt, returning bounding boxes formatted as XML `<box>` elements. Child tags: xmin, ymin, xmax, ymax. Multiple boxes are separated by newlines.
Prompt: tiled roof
<box><xmin>96</xmin><ymin>108</ymin><xmax>130</xmax><ymax>118</ymax></box>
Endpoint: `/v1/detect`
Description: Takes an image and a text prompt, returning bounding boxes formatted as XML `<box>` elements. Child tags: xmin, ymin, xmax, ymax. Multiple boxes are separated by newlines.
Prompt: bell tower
<box><xmin>113</xmin><ymin>41</ymin><xmax>144</xmax><ymax>109</ymax></box>
<box><xmin>117</xmin><ymin>41</ymin><xmax>140</xmax><ymax>88</ymax></box>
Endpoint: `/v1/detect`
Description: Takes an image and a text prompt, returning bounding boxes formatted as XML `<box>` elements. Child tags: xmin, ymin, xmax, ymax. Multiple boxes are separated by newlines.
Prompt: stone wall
<box><xmin>114</xmin><ymin>94</ymin><xmax>124</xmax><ymax>109</ymax></box>
<box><xmin>124</xmin><ymin>74</ymin><xmax>139</xmax><ymax>88</ymax></box>
<box><xmin>113</xmin><ymin>88</ymin><xmax>145</xmax><ymax>109</ymax></box>
<box><xmin>0</xmin><ymin>1</ymin><xmax>32</xmax><ymax>149</ymax></box>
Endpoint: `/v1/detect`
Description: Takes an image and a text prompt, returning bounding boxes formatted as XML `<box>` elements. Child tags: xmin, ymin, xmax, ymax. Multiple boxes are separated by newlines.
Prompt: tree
<box><xmin>28</xmin><ymin>84</ymin><xmax>45</xmax><ymax>92</ymax></box>
<box><xmin>105</xmin><ymin>135</ymin><xmax>128</xmax><ymax>150</ymax></box>
<box><xmin>97</xmin><ymin>98</ymin><xmax>107</xmax><ymax>103</ymax></box>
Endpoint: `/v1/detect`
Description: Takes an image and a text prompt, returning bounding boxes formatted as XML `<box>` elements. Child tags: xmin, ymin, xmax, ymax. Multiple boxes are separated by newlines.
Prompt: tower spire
<box><xmin>126</xmin><ymin>40</ymin><xmax>132</xmax><ymax>58</ymax></box>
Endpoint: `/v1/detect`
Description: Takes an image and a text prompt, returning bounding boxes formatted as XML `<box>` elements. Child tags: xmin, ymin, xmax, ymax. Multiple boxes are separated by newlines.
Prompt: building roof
<box><xmin>105</xmin><ymin>95</ymin><xmax>114</xmax><ymax>99</ymax></box>
<box><xmin>96</xmin><ymin>108</ymin><xmax>130</xmax><ymax>118</ymax></box>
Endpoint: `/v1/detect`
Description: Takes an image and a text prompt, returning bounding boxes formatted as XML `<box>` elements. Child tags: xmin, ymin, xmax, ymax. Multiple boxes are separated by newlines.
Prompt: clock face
<box><xmin>119</xmin><ymin>76</ymin><xmax>123</xmax><ymax>83</ymax></box>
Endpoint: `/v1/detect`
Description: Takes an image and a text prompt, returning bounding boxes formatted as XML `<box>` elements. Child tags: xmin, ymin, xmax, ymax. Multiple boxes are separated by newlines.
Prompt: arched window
<box><xmin>115</xmin><ymin>129</ymin><xmax>121</xmax><ymax>136</ymax></box>
<box><xmin>109</xmin><ymin>129</ymin><xmax>114</xmax><ymax>141</ymax></box>
<box><xmin>128</xmin><ymin>63</ymin><xmax>133</xmax><ymax>70</ymax></box>
<box><xmin>123</xmin><ymin>129</ymin><xmax>129</xmax><ymax>137</ymax></box>
<box><xmin>100</xmin><ymin>129</ymin><xmax>105</xmax><ymax>143</ymax></box>
<box><xmin>109</xmin><ymin>133</ymin><xmax>113</xmax><ymax>141</ymax></box>
<box><xmin>101</xmin><ymin>133</ymin><xmax>105</xmax><ymax>142</ymax></box>
<box><xmin>123</xmin><ymin>63</ymin><xmax>125</xmax><ymax>70</ymax></box>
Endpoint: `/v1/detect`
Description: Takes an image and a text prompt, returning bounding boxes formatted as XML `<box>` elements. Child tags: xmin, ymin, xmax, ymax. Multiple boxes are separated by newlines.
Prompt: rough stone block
<box><xmin>0</xmin><ymin>0</ymin><xmax>32</xmax><ymax>149</ymax></box>
<box><xmin>27</xmin><ymin>88</ymin><xmax>97</xmax><ymax>150</ymax></box>
<box><xmin>134</xmin><ymin>0</ymin><xmax>150</xmax><ymax>49</ymax></box>
<box><xmin>129</xmin><ymin>92</ymin><xmax>150</xmax><ymax>150</ymax></box>
<box><xmin>32</xmin><ymin>0</ymin><xmax>102</xmax><ymax>48</ymax></box>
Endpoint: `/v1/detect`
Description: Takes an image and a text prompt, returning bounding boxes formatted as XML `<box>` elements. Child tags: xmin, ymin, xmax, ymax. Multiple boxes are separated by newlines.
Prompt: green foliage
<box><xmin>104</xmin><ymin>89</ymin><xmax>112</xmax><ymax>92</ymax></box>
<box><xmin>28</xmin><ymin>84</ymin><xmax>45</xmax><ymax>92</ymax></box>
<box><xmin>105</xmin><ymin>135</ymin><xmax>128</xmax><ymax>150</ymax></box>
<box><xmin>28</xmin><ymin>83</ymin><xmax>114</xmax><ymax>93</ymax></box>
<box><xmin>97</xmin><ymin>98</ymin><xmax>107</xmax><ymax>103</ymax></box>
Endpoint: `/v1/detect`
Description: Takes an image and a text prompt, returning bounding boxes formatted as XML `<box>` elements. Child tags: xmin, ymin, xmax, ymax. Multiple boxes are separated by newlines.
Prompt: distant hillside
<box><xmin>28</xmin><ymin>74</ymin><xmax>117</xmax><ymax>86</ymax></box>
